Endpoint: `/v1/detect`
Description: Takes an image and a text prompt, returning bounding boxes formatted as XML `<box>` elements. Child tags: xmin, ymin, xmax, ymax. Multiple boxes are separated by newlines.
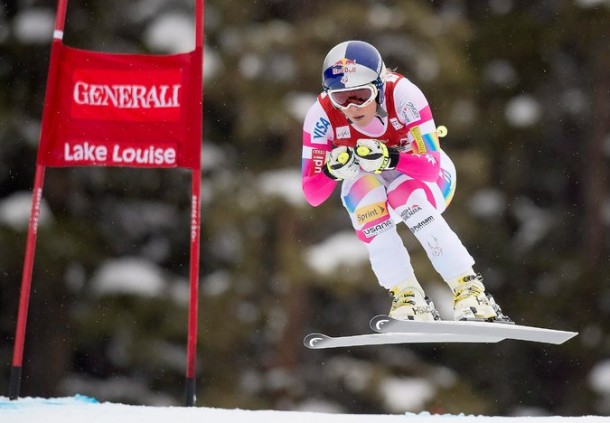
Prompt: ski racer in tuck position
<box><xmin>301</xmin><ymin>40</ymin><xmax>510</xmax><ymax>322</ymax></box>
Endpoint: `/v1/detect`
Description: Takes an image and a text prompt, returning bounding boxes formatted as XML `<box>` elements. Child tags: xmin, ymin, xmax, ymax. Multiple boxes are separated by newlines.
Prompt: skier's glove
<box><xmin>354</xmin><ymin>139</ymin><xmax>400</xmax><ymax>173</ymax></box>
<box><xmin>323</xmin><ymin>146</ymin><xmax>360</xmax><ymax>180</ymax></box>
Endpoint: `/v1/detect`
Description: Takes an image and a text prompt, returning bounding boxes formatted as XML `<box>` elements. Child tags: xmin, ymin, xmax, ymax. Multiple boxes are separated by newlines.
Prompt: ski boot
<box><xmin>452</xmin><ymin>273</ymin><xmax>511</xmax><ymax>322</ymax></box>
<box><xmin>388</xmin><ymin>282</ymin><xmax>440</xmax><ymax>321</ymax></box>
<box><xmin>484</xmin><ymin>291</ymin><xmax>513</xmax><ymax>323</ymax></box>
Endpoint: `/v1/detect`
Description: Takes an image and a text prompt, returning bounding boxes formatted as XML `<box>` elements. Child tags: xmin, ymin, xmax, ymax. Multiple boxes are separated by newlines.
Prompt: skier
<box><xmin>301</xmin><ymin>40</ymin><xmax>509</xmax><ymax>322</ymax></box>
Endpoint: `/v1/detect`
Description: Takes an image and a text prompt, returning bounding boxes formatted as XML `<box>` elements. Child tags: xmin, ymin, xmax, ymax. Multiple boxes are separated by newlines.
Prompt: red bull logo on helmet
<box><xmin>331</xmin><ymin>58</ymin><xmax>357</xmax><ymax>75</ymax></box>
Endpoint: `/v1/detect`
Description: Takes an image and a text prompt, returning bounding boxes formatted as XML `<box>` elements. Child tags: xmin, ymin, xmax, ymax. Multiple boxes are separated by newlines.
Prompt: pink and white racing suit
<box><xmin>301</xmin><ymin>72</ymin><xmax>474</xmax><ymax>289</ymax></box>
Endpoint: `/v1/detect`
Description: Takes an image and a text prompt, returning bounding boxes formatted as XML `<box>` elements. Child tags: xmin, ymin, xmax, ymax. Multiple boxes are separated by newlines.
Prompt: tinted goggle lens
<box><xmin>329</xmin><ymin>86</ymin><xmax>376</xmax><ymax>108</ymax></box>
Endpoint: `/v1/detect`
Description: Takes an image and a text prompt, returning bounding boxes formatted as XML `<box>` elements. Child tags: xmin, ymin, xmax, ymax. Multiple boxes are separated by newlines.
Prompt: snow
<box><xmin>285</xmin><ymin>92</ymin><xmax>318</xmax><ymax>121</ymax></box>
<box><xmin>258</xmin><ymin>169</ymin><xmax>306</xmax><ymax>206</ymax></box>
<box><xmin>239</xmin><ymin>53</ymin><xmax>264</xmax><ymax>79</ymax></box>
<box><xmin>141</xmin><ymin>8</ymin><xmax>221</xmax><ymax>80</ymax></box>
<box><xmin>504</xmin><ymin>95</ymin><xmax>542</xmax><ymax>128</ymax></box>
<box><xmin>305</xmin><ymin>231</ymin><xmax>369</xmax><ymax>275</ymax></box>
<box><xmin>143</xmin><ymin>12</ymin><xmax>195</xmax><ymax>53</ymax></box>
<box><xmin>449</xmin><ymin>99</ymin><xmax>478</xmax><ymax>125</ymax></box>
<box><xmin>511</xmin><ymin>198</ymin><xmax>555</xmax><ymax>251</ymax></box>
<box><xmin>560</xmin><ymin>89</ymin><xmax>588</xmax><ymax>116</ymax></box>
<box><xmin>12</xmin><ymin>8</ymin><xmax>54</xmax><ymax>44</ymax></box>
<box><xmin>468</xmin><ymin>188</ymin><xmax>506</xmax><ymax>219</ymax></box>
<box><xmin>0</xmin><ymin>191</ymin><xmax>53</xmax><ymax>230</ymax></box>
<box><xmin>589</xmin><ymin>360</ymin><xmax>610</xmax><ymax>395</ymax></box>
<box><xmin>413</xmin><ymin>54</ymin><xmax>440</xmax><ymax>82</ymax></box>
<box><xmin>367</xmin><ymin>4</ymin><xmax>406</xmax><ymax>30</ymax></box>
<box><xmin>0</xmin><ymin>396</ymin><xmax>608</xmax><ymax>423</ymax></box>
<box><xmin>90</xmin><ymin>257</ymin><xmax>166</xmax><ymax>297</ymax></box>
<box><xmin>88</xmin><ymin>257</ymin><xmax>190</xmax><ymax>305</ymax></box>
<box><xmin>575</xmin><ymin>0</ymin><xmax>610</xmax><ymax>7</ymax></box>
<box><xmin>380</xmin><ymin>378</ymin><xmax>435</xmax><ymax>412</ymax></box>
<box><xmin>483</xmin><ymin>59</ymin><xmax>518</xmax><ymax>87</ymax></box>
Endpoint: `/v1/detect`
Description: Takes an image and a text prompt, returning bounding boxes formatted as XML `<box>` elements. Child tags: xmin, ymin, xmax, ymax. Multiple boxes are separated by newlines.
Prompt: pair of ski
<box><xmin>304</xmin><ymin>315</ymin><xmax>578</xmax><ymax>349</ymax></box>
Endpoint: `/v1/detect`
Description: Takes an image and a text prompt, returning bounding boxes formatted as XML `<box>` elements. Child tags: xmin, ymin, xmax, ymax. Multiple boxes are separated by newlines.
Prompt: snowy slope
<box><xmin>1</xmin><ymin>397</ymin><xmax>608</xmax><ymax>423</ymax></box>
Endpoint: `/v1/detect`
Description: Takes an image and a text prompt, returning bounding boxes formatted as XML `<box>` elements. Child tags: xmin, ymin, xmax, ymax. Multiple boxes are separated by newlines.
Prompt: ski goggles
<box><xmin>327</xmin><ymin>84</ymin><xmax>378</xmax><ymax>109</ymax></box>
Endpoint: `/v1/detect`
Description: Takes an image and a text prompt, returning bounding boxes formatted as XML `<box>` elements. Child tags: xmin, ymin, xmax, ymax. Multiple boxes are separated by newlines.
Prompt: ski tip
<box><xmin>549</xmin><ymin>330</ymin><xmax>579</xmax><ymax>345</ymax></box>
<box><xmin>303</xmin><ymin>333</ymin><xmax>330</xmax><ymax>349</ymax></box>
<box><xmin>370</xmin><ymin>314</ymin><xmax>393</xmax><ymax>332</ymax></box>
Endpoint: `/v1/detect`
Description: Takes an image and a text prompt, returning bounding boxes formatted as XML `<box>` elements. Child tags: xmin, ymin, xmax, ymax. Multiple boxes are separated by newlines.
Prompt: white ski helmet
<box><xmin>322</xmin><ymin>40</ymin><xmax>387</xmax><ymax>103</ymax></box>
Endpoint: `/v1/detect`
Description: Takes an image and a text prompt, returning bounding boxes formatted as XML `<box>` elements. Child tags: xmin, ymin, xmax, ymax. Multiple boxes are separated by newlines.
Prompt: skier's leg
<box><xmin>386</xmin><ymin>178</ymin><xmax>474</xmax><ymax>280</ymax></box>
<box><xmin>386</xmin><ymin>151</ymin><xmax>508</xmax><ymax>321</ymax></box>
<box><xmin>341</xmin><ymin>173</ymin><xmax>438</xmax><ymax>320</ymax></box>
<box><xmin>341</xmin><ymin>173</ymin><xmax>412</xmax><ymax>288</ymax></box>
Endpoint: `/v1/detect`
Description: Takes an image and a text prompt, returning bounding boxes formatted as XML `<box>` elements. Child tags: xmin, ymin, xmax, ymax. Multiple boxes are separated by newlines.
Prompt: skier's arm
<box><xmin>301</xmin><ymin>105</ymin><xmax>337</xmax><ymax>207</ymax></box>
<box><xmin>354</xmin><ymin>118</ymin><xmax>441</xmax><ymax>180</ymax></box>
<box><xmin>392</xmin><ymin>79</ymin><xmax>442</xmax><ymax>182</ymax></box>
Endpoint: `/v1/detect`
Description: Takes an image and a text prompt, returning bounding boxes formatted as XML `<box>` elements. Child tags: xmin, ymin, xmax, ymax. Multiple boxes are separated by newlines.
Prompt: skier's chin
<box><xmin>350</xmin><ymin>114</ymin><xmax>371</xmax><ymax>126</ymax></box>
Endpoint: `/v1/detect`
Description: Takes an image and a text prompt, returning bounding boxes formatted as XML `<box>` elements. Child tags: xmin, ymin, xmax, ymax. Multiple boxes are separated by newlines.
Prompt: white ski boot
<box><xmin>389</xmin><ymin>282</ymin><xmax>440</xmax><ymax>321</ymax></box>
<box><xmin>451</xmin><ymin>273</ymin><xmax>511</xmax><ymax>322</ymax></box>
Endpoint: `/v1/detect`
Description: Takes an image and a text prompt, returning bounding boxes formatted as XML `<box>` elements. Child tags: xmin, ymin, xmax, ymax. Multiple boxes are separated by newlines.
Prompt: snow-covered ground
<box><xmin>0</xmin><ymin>396</ymin><xmax>608</xmax><ymax>423</ymax></box>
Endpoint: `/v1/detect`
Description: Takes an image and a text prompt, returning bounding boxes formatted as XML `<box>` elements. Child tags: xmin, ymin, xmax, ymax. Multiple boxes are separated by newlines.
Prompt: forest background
<box><xmin>0</xmin><ymin>0</ymin><xmax>609</xmax><ymax>417</ymax></box>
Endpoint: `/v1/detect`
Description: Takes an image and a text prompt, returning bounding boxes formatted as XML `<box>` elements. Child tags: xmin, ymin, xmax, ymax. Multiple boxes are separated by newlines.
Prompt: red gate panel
<box><xmin>38</xmin><ymin>46</ymin><xmax>202</xmax><ymax>169</ymax></box>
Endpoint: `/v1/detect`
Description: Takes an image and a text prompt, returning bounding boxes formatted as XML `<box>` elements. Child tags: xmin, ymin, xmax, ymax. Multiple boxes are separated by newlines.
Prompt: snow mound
<box><xmin>1</xmin><ymin>396</ymin><xmax>608</xmax><ymax>423</ymax></box>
